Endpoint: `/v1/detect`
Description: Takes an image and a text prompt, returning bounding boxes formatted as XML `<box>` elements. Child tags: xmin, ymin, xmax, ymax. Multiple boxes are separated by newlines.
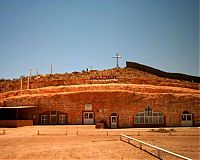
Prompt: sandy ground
<box><xmin>0</xmin><ymin>126</ymin><xmax>199</xmax><ymax>160</ymax></box>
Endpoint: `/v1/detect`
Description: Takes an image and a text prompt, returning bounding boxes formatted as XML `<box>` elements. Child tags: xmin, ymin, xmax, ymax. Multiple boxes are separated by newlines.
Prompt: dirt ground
<box><xmin>0</xmin><ymin>126</ymin><xmax>199</xmax><ymax>160</ymax></box>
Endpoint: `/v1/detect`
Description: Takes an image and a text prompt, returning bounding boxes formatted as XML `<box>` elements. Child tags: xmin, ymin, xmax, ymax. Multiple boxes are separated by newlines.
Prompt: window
<box><xmin>181</xmin><ymin>111</ymin><xmax>192</xmax><ymax>121</ymax></box>
<box><xmin>134</xmin><ymin>107</ymin><xmax>164</xmax><ymax>125</ymax></box>
<box><xmin>83</xmin><ymin>112</ymin><xmax>94</xmax><ymax>125</ymax></box>
<box><xmin>145</xmin><ymin>107</ymin><xmax>152</xmax><ymax>116</ymax></box>
<box><xmin>111</xmin><ymin>113</ymin><xmax>117</xmax><ymax>116</ymax></box>
<box><xmin>84</xmin><ymin>112</ymin><xmax>94</xmax><ymax>119</ymax></box>
<box><xmin>183</xmin><ymin>111</ymin><xmax>190</xmax><ymax>114</ymax></box>
<box><xmin>112</xmin><ymin>117</ymin><xmax>116</xmax><ymax>122</ymax></box>
<box><xmin>41</xmin><ymin>115</ymin><xmax>48</xmax><ymax>124</ymax></box>
<box><xmin>59</xmin><ymin>114</ymin><xmax>66</xmax><ymax>124</ymax></box>
<box><xmin>187</xmin><ymin>115</ymin><xmax>191</xmax><ymax>121</ymax></box>
<box><xmin>89</xmin><ymin>113</ymin><xmax>93</xmax><ymax>118</ymax></box>
<box><xmin>50</xmin><ymin>111</ymin><xmax>57</xmax><ymax>124</ymax></box>
<box><xmin>182</xmin><ymin>115</ymin><xmax>187</xmax><ymax>121</ymax></box>
<box><xmin>135</xmin><ymin>117</ymin><xmax>139</xmax><ymax>124</ymax></box>
<box><xmin>84</xmin><ymin>113</ymin><xmax>88</xmax><ymax>119</ymax></box>
<box><xmin>51</xmin><ymin>111</ymin><xmax>57</xmax><ymax>115</ymax></box>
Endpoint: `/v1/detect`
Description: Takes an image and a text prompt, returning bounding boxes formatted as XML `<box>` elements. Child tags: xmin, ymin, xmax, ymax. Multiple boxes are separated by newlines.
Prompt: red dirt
<box><xmin>0</xmin><ymin>126</ymin><xmax>199</xmax><ymax>160</ymax></box>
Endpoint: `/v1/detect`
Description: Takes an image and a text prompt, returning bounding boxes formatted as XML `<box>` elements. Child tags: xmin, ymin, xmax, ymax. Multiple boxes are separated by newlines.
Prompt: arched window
<box><xmin>111</xmin><ymin>113</ymin><xmax>117</xmax><ymax>116</ymax></box>
<box><xmin>134</xmin><ymin>107</ymin><xmax>164</xmax><ymax>124</ymax></box>
<box><xmin>182</xmin><ymin>111</ymin><xmax>190</xmax><ymax>114</ymax></box>
<box><xmin>181</xmin><ymin>111</ymin><xmax>193</xmax><ymax>126</ymax></box>
<box><xmin>145</xmin><ymin>107</ymin><xmax>152</xmax><ymax>116</ymax></box>
<box><xmin>181</xmin><ymin>111</ymin><xmax>192</xmax><ymax>121</ymax></box>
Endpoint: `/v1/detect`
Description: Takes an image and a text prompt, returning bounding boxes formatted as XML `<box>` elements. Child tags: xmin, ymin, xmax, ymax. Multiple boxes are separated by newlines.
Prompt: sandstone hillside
<box><xmin>0</xmin><ymin>68</ymin><xmax>199</xmax><ymax>94</ymax></box>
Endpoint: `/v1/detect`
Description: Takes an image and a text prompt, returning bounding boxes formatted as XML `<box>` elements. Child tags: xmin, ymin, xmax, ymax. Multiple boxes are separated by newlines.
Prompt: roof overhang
<box><xmin>0</xmin><ymin>106</ymin><xmax>38</xmax><ymax>109</ymax></box>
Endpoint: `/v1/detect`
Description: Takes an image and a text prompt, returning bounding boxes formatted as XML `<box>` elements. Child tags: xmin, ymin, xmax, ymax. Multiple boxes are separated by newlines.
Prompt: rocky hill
<box><xmin>0</xmin><ymin>83</ymin><xmax>199</xmax><ymax>107</ymax></box>
<box><xmin>0</xmin><ymin>67</ymin><xmax>199</xmax><ymax>93</ymax></box>
<box><xmin>0</xmin><ymin>67</ymin><xmax>199</xmax><ymax>127</ymax></box>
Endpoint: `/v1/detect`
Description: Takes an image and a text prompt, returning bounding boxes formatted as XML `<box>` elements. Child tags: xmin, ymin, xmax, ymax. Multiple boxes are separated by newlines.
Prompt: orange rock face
<box><xmin>0</xmin><ymin>68</ymin><xmax>199</xmax><ymax>93</ymax></box>
<box><xmin>0</xmin><ymin>82</ymin><xmax>199</xmax><ymax>128</ymax></box>
<box><xmin>0</xmin><ymin>68</ymin><xmax>199</xmax><ymax>128</ymax></box>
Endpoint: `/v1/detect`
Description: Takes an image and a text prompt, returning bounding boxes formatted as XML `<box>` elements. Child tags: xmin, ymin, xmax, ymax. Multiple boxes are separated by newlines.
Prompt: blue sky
<box><xmin>0</xmin><ymin>0</ymin><xmax>199</xmax><ymax>79</ymax></box>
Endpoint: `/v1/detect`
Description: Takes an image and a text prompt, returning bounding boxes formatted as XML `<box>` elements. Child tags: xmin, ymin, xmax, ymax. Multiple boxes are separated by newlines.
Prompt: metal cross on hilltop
<box><xmin>113</xmin><ymin>53</ymin><xmax>122</xmax><ymax>68</ymax></box>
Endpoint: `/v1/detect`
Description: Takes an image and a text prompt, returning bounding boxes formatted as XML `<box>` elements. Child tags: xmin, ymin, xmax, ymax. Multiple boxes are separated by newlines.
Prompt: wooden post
<box><xmin>38</xmin><ymin>130</ymin><xmax>40</xmax><ymax>135</ymax></box>
<box><xmin>27</xmin><ymin>77</ymin><xmax>29</xmax><ymax>89</ymax></box>
<box><xmin>169</xmin><ymin>130</ymin><xmax>172</xmax><ymax>136</ymax></box>
<box><xmin>3</xmin><ymin>130</ymin><xmax>5</xmax><ymax>135</ymax></box>
<box><xmin>20</xmin><ymin>77</ymin><xmax>23</xmax><ymax>90</ymax></box>
<box><xmin>50</xmin><ymin>63</ymin><xmax>53</xmax><ymax>74</ymax></box>
<box><xmin>66</xmin><ymin>131</ymin><xmax>68</xmax><ymax>135</ymax></box>
<box><xmin>157</xmin><ymin>150</ymin><xmax>161</xmax><ymax>159</ymax></box>
<box><xmin>140</xmin><ymin>142</ymin><xmax>142</xmax><ymax>149</ymax></box>
<box><xmin>107</xmin><ymin>131</ymin><xmax>108</xmax><ymax>136</ymax></box>
<box><xmin>36</xmin><ymin>69</ymin><xmax>39</xmax><ymax>75</ymax></box>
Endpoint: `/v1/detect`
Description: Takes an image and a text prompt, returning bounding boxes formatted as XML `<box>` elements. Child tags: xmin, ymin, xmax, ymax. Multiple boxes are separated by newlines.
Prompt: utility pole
<box><xmin>29</xmin><ymin>68</ymin><xmax>33</xmax><ymax>81</ymax></box>
<box><xmin>36</xmin><ymin>68</ymin><xmax>39</xmax><ymax>75</ymax></box>
<box><xmin>50</xmin><ymin>63</ymin><xmax>53</xmax><ymax>74</ymax></box>
<box><xmin>20</xmin><ymin>76</ymin><xmax>23</xmax><ymax>90</ymax></box>
<box><xmin>27</xmin><ymin>76</ymin><xmax>29</xmax><ymax>89</ymax></box>
<box><xmin>113</xmin><ymin>53</ymin><xmax>122</xmax><ymax>68</ymax></box>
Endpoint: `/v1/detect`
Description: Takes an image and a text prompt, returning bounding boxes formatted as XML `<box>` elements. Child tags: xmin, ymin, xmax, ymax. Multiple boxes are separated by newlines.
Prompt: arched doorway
<box><xmin>110</xmin><ymin>113</ymin><xmax>118</xmax><ymax>129</ymax></box>
<box><xmin>181</xmin><ymin>111</ymin><xmax>193</xmax><ymax>127</ymax></box>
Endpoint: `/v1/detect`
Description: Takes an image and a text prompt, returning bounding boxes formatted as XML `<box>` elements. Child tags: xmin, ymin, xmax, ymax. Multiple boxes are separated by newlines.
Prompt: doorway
<box><xmin>59</xmin><ymin>114</ymin><xmax>66</xmax><ymax>124</ymax></box>
<box><xmin>110</xmin><ymin>113</ymin><xmax>118</xmax><ymax>128</ymax></box>
<box><xmin>50</xmin><ymin>111</ymin><xmax>57</xmax><ymax>124</ymax></box>
<box><xmin>83</xmin><ymin>112</ymin><xmax>94</xmax><ymax>125</ymax></box>
<box><xmin>181</xmin><ymin>111</ymin><xmax>193</xmax><ymax>127</ymax></box>
<box><xmin>41</xmin><ymin>115</ymin><xmax>48</xmax><ymax>124</ymax></box>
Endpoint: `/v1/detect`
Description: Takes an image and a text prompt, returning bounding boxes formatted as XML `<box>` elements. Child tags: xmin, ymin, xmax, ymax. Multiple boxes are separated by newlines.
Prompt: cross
<box><xmin>113</xmin><ymin>53</ymin><xmax>122</xmax><ymax>68</ymax></box>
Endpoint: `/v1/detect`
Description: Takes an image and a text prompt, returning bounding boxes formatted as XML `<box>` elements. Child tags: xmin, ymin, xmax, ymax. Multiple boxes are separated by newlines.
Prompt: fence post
<box><xmin>107</xmin><ymin>131</ymin><xmax>108</xmax><ymax>136</ymax></box>
<box><xmin>3</xmin><ymin>130</ymin><xmax>5</xmax><ymax>135</ymax></box>
<box><xmin>169</xmin><ymin>130</ymin><xmax>172</xmax><ymax>136</ymax></box>
<box><xmin>66</xmin><ymin>131</ymin><xmax>68</xmax><ymax>135</ymax></box>
<box><xmin>37</xmin><ymin>130</ymin><xmax>40</xmax><ymax>135</ymax></box>
<box><xmin>157</xmin><ymin>149</ymin><xmax>161</xmax><ymax>159</ymax></box>
<box><xmin>140</xmin><ymin>142</ymin><xmax>142</xmax><ymax>149</ymax></box>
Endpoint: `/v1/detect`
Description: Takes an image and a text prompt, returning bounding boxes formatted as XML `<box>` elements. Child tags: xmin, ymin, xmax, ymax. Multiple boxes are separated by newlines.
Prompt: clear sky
<box><xmin>0</xmin><ymin>0</ymin><xmax>199</xmax><ymax>79</ymax></box>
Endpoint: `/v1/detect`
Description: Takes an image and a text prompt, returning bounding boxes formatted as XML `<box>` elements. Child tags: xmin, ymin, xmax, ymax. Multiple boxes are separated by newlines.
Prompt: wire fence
<box><xmin>1</xmin><ymin>127</ymin><xmax>199</xmax><ymax>137</ymax></box>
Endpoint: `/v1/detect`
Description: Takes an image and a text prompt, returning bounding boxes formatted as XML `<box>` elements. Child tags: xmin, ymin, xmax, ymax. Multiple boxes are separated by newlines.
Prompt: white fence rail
<box><xmin>120</xmin><ymin>134</ymin><xmax>192</xmax><ymax>160</ymax></box>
